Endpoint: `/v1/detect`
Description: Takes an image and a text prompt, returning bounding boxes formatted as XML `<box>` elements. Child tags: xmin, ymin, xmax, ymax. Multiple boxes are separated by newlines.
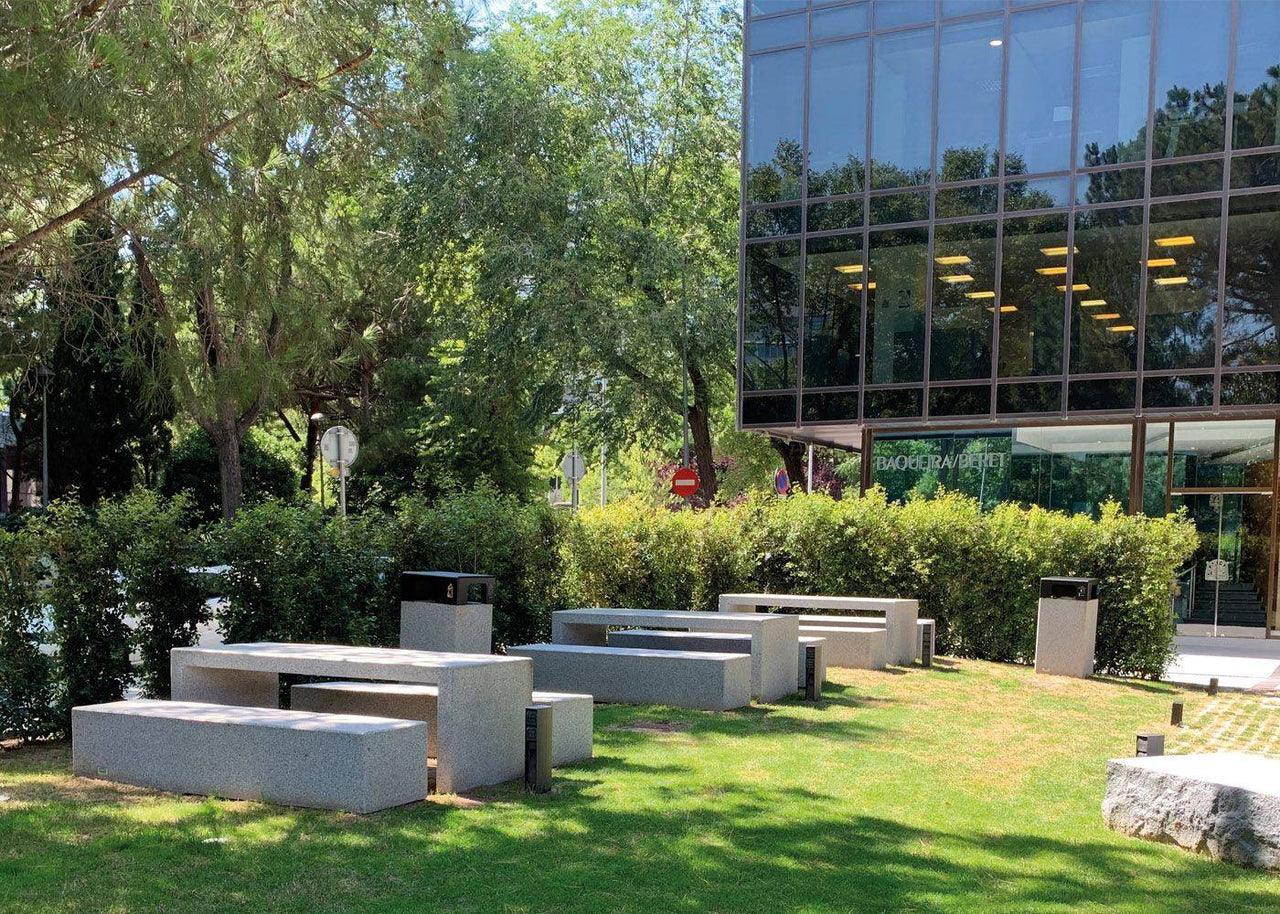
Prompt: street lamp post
<box><xmin>310</xmin><ymin>412</ymin><xmax>326</xmax><ymax>509</ymax></box>
<box><xmin>35</xmin><ymin>365</ymin><xmax>52</xmax><ymax>507</ymax></box>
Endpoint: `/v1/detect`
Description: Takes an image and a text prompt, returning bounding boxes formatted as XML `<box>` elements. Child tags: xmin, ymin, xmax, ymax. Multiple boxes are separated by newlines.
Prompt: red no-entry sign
<box><xmin>671</xmin><ymin>466</ymin><xmax>700</xmax><ymax>497</ymax></box>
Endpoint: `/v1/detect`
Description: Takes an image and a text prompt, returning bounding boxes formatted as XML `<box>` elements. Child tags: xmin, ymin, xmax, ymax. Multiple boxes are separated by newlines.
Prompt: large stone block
<box><xmin>1102</xmin><ymin>752</ymin><xmax>1280</xmax><ymax>870</ymax></box>
<box><xmin>72</xmin><ymin>699</ymin><xmax>428</xmax><ymax>814</ymax></box>
<box><xmin>510</xmin><ymin>643</ymin><xmax>752</xmax><ymax>711</ymax></box>
<box><xmin>400</xmin><ymin>600</ymin><xmax>493</xmax><ymax>654</ymax></box>
<box><xmin>292</xmin><ymin>682</ymin><xmax>593</xmax><ymax>767</ymax></box>
<box><xmin>718</xmin><ymin>594</ymin><xmax>919</xmax><ymax>666</ymax></box>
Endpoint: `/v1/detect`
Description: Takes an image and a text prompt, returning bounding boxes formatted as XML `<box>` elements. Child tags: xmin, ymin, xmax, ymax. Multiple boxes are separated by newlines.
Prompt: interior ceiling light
<box><xmin>1091</xmin><ymin>312</ymin><xmax>1121</xmax><ymax>320</ymax></box>
<box><xmin>940</xmin><ymin>274</ymin><xmax>974</xmax><ymax>283</ymax></box>
<box><xmin>1080</xmin><ymin>299</ymin><xmax>1107</xmax><ymax>307</ymax></box>
<box><xmin>1108</xmin><ymin>325</ymin><xmax>1136</xmax><ymax>332</ymax></box>
<box><xmin>1155</xmin><ymin>235</ymin><xmax>1196</xmax><ymax>247</ymax></box>
<box><xmin>835</xmin><ymin>264</ymin><xmax>864</xmax><ymax>274</ymax></box>
<box><xmin>1057</xmin><ymin>283</ymin><xmax>1091</xmax><ymax>291</ymax></box>
<box><xmin>849</xmin><ymin>281</ymin><xmax>876</xmax><ymax>290</ymax></box>
<box><xmin>989</xmin><ymin>38</ymin><xmax>1003</xmax><ymax>47</ymax></box>
<box><xmin>1144</xmin><ymin>257</ymin><xmax>1177</xmax><ymax>267</ymax></box>
<box><xmin>1154</xmin><ymin>276</ymin><xmax>1190</xmax><ymax>286</ymax></box>
<box><xmin>1035</xmin><ymin>266</ymin><xmax>1068</xmax><ymax>276</ymax></box>
<box><xmin>935</xmin><ymin>255</ymin><xmax>972</xmax><ymax>265</ymax></box>
<box><xmin>987</xmin><ymin>304</ymin><xmax>1019</xmax><ymax>313</ymax></box>
<box><xmin>1039</xmin><ymin>246</ymin><xmax>1077</xmax><ymax>256</ymax></box>
<box><xmin>965</xmin><ymin>290</ymin><xmax>997</xmax><ymax>299</ymax></box>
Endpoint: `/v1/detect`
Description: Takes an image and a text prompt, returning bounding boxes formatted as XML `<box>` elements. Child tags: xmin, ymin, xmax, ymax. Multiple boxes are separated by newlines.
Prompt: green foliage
<box><xmin>98</xmin><ymin>491</ymin><xmax>209</xmax><ymax>698</ymax></box>
<box><xmin>0</xmin><ymin>517</ymin><xmax>57</xmax><ymax>741</ymax></box>
<box><xmin>389</xmin><ymin>488</ymin><xmax>565</xmax><ymax>648</ymax></box>
<box><xmin>562</xmin><ymin>491</ymin><xmax>1198</xmax><ymax>678</ymax></box>
<box><xmin>38</xmin><ymin>502</ymin><xmax>133</xmax><ymax>729</ymax></box>
<box><xmin>161</xmin><ymin>428</ymin><xmax>299</xmax><ymax>524</ymax></box>
<box><xmin>214</xmin><ymin>502</ymin><xmax>389</xmax><ymax>647</ymax></box>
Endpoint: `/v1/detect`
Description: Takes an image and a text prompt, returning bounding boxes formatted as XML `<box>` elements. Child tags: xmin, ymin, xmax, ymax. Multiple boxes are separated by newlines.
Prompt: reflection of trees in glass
<box><xmin>1233</xmin><ymin>63</ymin><xmax>1280</xmax><ymax>150</ymax></box>
<box><xmin>999</xmin><ymin>214</ymin><xmax>1068</xmax><ymax>378</ymax></box>
<box><xmin>872</xmin><ymin>433</ymin><xmax>1011</xmax><ymax>509</ymax></box>
<box><xmin>1144</xmin><ymin>200</ymin><xmax>1218</xmax><ymax>371</ymax></box>
<box><xmin>1007</xmin><ymin>447</ymin><xmax>1130</xmax><ymax>518</ymax></box>
<box><xmin>743</xmin><ymin>242</ymin><xmax>800</xmax><ymax>390</ymax></box>
<box><xmin>1153</xmin><ymin>81</ymin><xmax>1226</xmax><ymax>158</ymax></box>
<box><xmin>1071</xmin><ymin>206</ymin><xmax>1141</xmax><ymax>373</ymax></box>
<box><xmin>866</xmin><ymin>228</ymin><xmax>926</xmax><ymax>384</ymax></box>
<box><xmin>931</xmin><ymin>220</ymin><xmax>995</xmax><ymax>381</ymax></box>
<box><xmin>808</xmin><ymin>156</ymin><xmax>864</xmax><ymax>199</ymax></box>
<box><xmin>803</xmin><ymin>240</ymin><xmax>861</xmax><ymax>388</ymax></box>
<box><xmin>747</xmin><ymin>137</ymin><xmax>804</xmax><ymax>204</ymax></box>
<box><xmin>1223</xmin><ymin>193</ymin><xmax>1280</xmax><ymax>366</ymax></box>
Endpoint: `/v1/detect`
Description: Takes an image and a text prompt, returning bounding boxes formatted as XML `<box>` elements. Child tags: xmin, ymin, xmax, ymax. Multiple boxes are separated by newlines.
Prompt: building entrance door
<box><xmin>1171</xmin><ymin>492</ymin><xmax>1274</xmax><ymax>633</ymax></box>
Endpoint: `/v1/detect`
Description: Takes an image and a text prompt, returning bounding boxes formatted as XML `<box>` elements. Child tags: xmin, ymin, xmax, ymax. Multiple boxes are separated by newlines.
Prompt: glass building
<box><xmin>739</xmin><ymin>0</ymin><xmax>1280</xmax><ymax>631</ymax></box>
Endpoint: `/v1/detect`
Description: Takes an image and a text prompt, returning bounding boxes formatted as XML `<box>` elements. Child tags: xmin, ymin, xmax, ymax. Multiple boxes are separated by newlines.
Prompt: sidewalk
<box><xmin>1167</xmin><ymin>635</ymin><xmax>1280</xmax><ymax>692</ymax></box>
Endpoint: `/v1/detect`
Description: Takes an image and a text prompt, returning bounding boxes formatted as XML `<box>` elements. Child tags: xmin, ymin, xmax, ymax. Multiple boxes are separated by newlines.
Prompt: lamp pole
<box><xmin>310</xmin><ymin>412</ymin><xmax>326</xmax><ymax>509</ymax></box>
<box><xmin>35</xmin><ymin>365</ymin><xmax>52</xmax><ymax>507</ymax></box>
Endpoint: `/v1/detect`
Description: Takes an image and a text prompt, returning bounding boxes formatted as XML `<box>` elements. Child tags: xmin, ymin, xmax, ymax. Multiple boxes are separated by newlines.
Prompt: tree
<box><xmin>398</xmin><ymin>0</ymin><xmax>741</xmax><ymax>504</ymax></box>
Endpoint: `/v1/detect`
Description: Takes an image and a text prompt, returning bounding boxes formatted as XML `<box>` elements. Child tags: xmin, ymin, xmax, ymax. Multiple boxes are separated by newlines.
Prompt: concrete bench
<box><xmin>509</xmin><ymin>644</ymin><xmax>752</xmax><ymax>711</ymax></box>
<box><xmin>719</xmin><ymin>594</ymin><xmax>919</xmax><ymax>666</ymax></box>
<box><xmin>795</xmin><ymin>615</ymin><xmax>937</xmax><ymax>664</ymax></box>
<box><xmin>796</xmin><ymin>624</ymin><xmax>888</xmax><ymax>670</ymax></box>
<box><xmin>1102</xmin><ymin>752</ymin><xmax>1280</xmax><ymax>870</ymax></box>
<box><xmin>607</xmin><ymin>629</ymin><xmax>827</xmax><ymax>691</ymax></box>
<box><xmin>72</xmin><ymin>699</ymin><xmax>427</xmax><ymax>813</ymax></box>
<box><xmin>292</xmin><ymin>682</ymin><xmax>593</xmax><ymax>767</ymax></box>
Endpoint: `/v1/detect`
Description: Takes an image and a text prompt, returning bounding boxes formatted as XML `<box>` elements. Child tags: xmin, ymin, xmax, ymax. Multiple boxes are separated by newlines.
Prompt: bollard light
<box><xmin>524</xmin><ymin>704</ymin><xmax>553</xmax><ymax>793</ymax></box>
<box><xmin>803</xmin><ymin>643</ymin><xmax>820</xmax><ymax>701</ymax></box>
<box><xmin>1135</xmin><ymin>732</ymin><xmax>1165</xmax><ymax>757</ymax></box>
<box><xmin>1207</xmin><ymin>677</ymin><xmax>1219</xmax><ymax>696</ymax></box>
<box><xmin>1171</xmin><ymin>701</ymin><xmax>1184</xmax><ymax>726</ymax></box>
<box><xmin>920</xmin><ymin>621</ymin><xmax>934</xmax><ymax>669</ymax></box>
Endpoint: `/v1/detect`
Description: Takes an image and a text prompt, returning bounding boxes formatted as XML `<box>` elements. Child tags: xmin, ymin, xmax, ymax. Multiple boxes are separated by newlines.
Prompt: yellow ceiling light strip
<box><xmin>1035</xmin><ymin>265</ymin><xmax>1068</xmax><ymax>276</ymax></box>
<box><xmin>965</xmin><ymin>290</ymin><xmax>996</xmax><ymax>299</ymax></box>
<box><xmin>1091</xmin><ymin>312</ymin><xmax>1121</xmax><ymax>320</ymax></box>
<box><xmin>1154</xmin><ymin>276</ymin><xmax>1190</xmax><ymax>286</ymax></box>
<box><xmin>1144</xmin><ymin>257</ymin><xmax>1177</xmax><ymax>267</ymax></box>
<box><xmin>834</xmin><ymin>264</ymin><xmax>864</xmax><ymax>274</ymax></box>
<box><xmin>935</xmin><ymin>255</ymin><xmax>972</xmax><ymax>265</ymax></box>
<box><xmin>1080</xmin><ymin>299</ymin><xmax>1107</xmax><ymax>307</ymax></box>
<box><xmin>940</xmin><ymin>273</ymin><xmax>974</xmax><ymax>283</ymax></box>
<box><xmin>1039</xmin><ymin>246</ymin><xmax>1078</xmax><ymax>256</ymax></box>
<box><xmin>1057</xmin><ymin>283</ymin><xmax>1090</xmax><ymax>292</ymax></box>
<box><xmin>986</xmin><ymin>304</ymin><xmax>1019</xmax><ymax>313</ymax></box>
<box><xmin>1108</xmin><ymin>325</ymin><xmax>1136</xmax><ymax>332</ymax></box>
<box><xmin>1154</xmin><ymin>235</ymin><xmax>1195</xmax><ymax>247</ymax></box>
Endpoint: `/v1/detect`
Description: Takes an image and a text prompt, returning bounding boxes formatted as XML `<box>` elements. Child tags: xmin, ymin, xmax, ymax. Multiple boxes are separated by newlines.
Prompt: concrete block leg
<box><xmin>551</xmin><ymin>617</ymin><xmax>608</xmax><ymax>646</ymax></box>
<box><xmin>435</xmin><ymin>661</ymin><xmax>532</xmax><ymax>794</ymax></box>
<box><xmin>171</xmin><ymin>661</ymin><xmax>279</xmax><ymax>708</ymax></box>
<box><xmin>400</xmin><ymin>600</ymin><xmax>494</xmax><ymax>654</ymax></box>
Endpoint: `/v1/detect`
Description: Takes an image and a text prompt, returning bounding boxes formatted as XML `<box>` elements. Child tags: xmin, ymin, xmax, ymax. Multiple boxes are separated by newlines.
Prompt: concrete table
<box><xmin>170</xmin><ymin>643</ymin><xmax>531</xmax><ymax>794</ymax></box>
<box><xmin>718</xmin><ymin>593</ymin><xmax>920</xmax><ymax>667</ymax></box>
<box><xmin>551</xmin><ymin>608</ymin><xmax>799</xmax><ymax>702</ymax></box>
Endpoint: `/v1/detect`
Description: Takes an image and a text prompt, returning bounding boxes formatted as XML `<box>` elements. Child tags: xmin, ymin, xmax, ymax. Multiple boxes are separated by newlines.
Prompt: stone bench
<box><xmin>72</xmin><ymin>699</ymin><xmax>428</xmax><ymax>814</ymax></box>
<box><xmin>606</xmin><ymin>629</ymin><xmax>827</xmax><ymax>691</ymax></box>
<box><xmin>509</xmin><ymin>644</ymin><xmax>752</xmax><ymax>711</ymax></box>
<box><xmin>719</xmin><ymin>594</ymin><xmax>918</xmax><ymax>666</ymax></box>
<box><xmin>1102</xmin><ymin>752</ymin><xmax>1280</xmax><ymax>870</ymax></box>
<box><xmin>796</xmin><ymin>624</ymin><xmax>888</xmax><ymax>670</ymax></box>
<box><xmin>292</xmin><ymin>682</ymin><xmax>593</xmax><ymax>767</ymax></box>
<box><xmin>794</xmin><ymin>615</ymin><xmax>937</xmax><ymax>664</ymax></box>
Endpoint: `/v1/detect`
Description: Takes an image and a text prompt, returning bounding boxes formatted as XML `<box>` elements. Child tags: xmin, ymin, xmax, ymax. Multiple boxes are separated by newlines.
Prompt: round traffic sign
<box><xmin>560</xmin><ymin>450</ymin><xmax>586</xmax><ymax>483</ymax></box>
<box><xmin>671</xmin><ymin>466</ymin><xmax>699</xmax><ymax>497</ymax></box>
<box><xmin>320</xmin><ymin>425</ymin><xmax>359</xmax><ymax>467</ymax></box>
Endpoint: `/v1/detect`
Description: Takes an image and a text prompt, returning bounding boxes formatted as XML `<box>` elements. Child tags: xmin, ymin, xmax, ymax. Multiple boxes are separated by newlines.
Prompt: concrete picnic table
<box><xmin>551</xmin><ymin>608</ymin><xmax>800</xmax><ymax>702</ymax></box>
<box><xmin>717</xmin><ymin>593</ymin><xmax>921</xmax><ymax>666</ymax></box>
<box><xmin>169</xmin><ymin>642</ymin><xmax>531</xmax><ymax>794</ymax></box>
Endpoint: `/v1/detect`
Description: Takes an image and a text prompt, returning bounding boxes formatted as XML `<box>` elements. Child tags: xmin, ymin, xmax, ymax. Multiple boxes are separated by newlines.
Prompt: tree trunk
<box><xmin>214</xmin><ymin>431</ymin><xmax>243</xmax><ymax>522</ymax></box>
<box><xmin>686</xmin><ymin>362</ymin><xmax>718</xmax><ymax>505</ymax></box>
<box><xmin>769</xmin><ymin>437</ymin><xmax>807</xmax><ymax>493</ymax></box>
<box><xmin>301</xmin><ymin>409</ymin><xmax>319</xmax><ymax>492</ymax></box>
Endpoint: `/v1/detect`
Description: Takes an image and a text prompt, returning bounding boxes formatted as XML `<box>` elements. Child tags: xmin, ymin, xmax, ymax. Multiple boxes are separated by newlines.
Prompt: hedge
<box><xmin>1</xmin><ymin>486</ymin><xmax>1196</xmax><ymax>742</ymax></box>
<box><xmin>561</xmin><ymin>491</ymin><xmax>1198</xmax><ymax>679</ymax></box>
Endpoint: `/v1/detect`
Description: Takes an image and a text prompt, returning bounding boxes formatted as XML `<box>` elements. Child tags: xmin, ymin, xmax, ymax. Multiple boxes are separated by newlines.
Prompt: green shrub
<box><xmin>560</xmin><ymin>491</ymin><xmax>1197</xmax><ymax>679</ymax></box>
<box><xmin>0</xmin><ymin>518</ymin><xmax>57</xmax><ymax>741</ymax></box>
<box><xmin>161</xmin><ymin>428</ymin><xmax>300</xmax><ymax>524</ymax></box>
<box><xmin>389</xmin><ymin>488</ymin><xmax>564</xmax><ymax>648</ymax></box>
<box><xmin>214</xmin><ymin>502</ymin><xmax>389</xmax><ymax>647</ymax></box>
<box><xmin>99</xmin><ymin>491</ymin><xmax>210</xmax><ymax>698</ymax></box>
<box><xmin>39</xmin><ymin>502</ymin><xmax>133</xmax><ymax>729</ymax></box>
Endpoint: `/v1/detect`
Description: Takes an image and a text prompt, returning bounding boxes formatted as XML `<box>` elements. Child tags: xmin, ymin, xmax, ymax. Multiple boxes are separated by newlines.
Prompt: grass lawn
<box><xmin>1</xmin><ymin>659</ymin><xmax>1277</xmax><ymax>913</ymax></box>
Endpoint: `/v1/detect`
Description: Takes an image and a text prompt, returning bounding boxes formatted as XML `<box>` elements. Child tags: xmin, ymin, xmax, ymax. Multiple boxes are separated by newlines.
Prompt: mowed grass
<box><xmin>1</xmin><ymin>659</ymin><xmax>1277</xmax><ymax>913</ymax></box>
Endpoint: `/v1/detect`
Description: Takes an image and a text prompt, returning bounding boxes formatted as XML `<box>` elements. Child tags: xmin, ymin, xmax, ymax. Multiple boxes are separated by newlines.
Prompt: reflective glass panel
<box><xmin>943</xmin><ymin>0</ymin><xmax>1003</xmax><ymax>17</ymax></box>
<box><xmin>997</xmin><ymin>380</ymin><xmax>1063</xmax><ymax>414</ymax></box>
<box><xmin>1171</xmin><ymin>419</ymin><xmax>1276</xmax><ymax>489</ymax></box>
<box><xmin>1151</xmin><ymin>0</ymin><xmax>1229</xmax><ymax>159</ymax></box>
<box><xmin>1223</xmin><ymin>192</ymin><xmax>1280</xmax><ymax>367</ymax></box>
<box><xmin>743</xmin><ymin>241</ymin><xmax>802</xmax><ymax>390</ymax></box>
<box><xmin>1142</xmin><ymin>421</ymin><xmax>1171</xmax><ymax>516</ymax></box>
<box><xmin>929</xmin><ymin>384</ymin><xmax>990</xmax><ymax>417</ymax></box>
<box><xmin>870</xmin><ymin>190</ymin><xmax>929</xmax><ymax>223</ymax></box>
<box><xmin>1231</xmin><ymin>152</ymin><xmax>1280</xmax><ymax>190</ymax></box>
<box><xmin>937</xmin><ymin>17</ymin><xmax>1004</xmax><ymax>181</ymax></box>
<box><xmin>750</xmin><ymin>0</ymin><xmax>806</xmax><ymax>16</ymax></box>
<box><xmin>747</xmin><ymin>50</ymin><xmax>805</xmax><ymax>203</ymax></box>
<box><xmin>1071</xmin><ymin>205</ymin><xmax>1142</xmax><ymax>373</ymax></box>
<box><xmin>808</xmin><ymin>197</ymin><xmax>864</xmax><ymax>231</ymax></box>
<box><xmin>1231</xmin><ymin>0</ymin><xmax>1280</xmax><ymax>150</ymax></box>
<box><xmin>871</xmin><ymin>28</ymin><xmax>934</xmax><ymax>189</ymax></box>
<box><xmin>1006</xmin><ymin>175</ymin><xmax>1072</xmax><ymax>210</ymax></box>
<box><xmin>746</xmin><ymin>205</ymin><xmax>802</xmax><ymax>238</ymax></box>
<box><xmin>936</xmin><ymin>183</ymin><xmax>999</xmax><ymax>218</ymax></box>
<box><xmin>1143</xmin><ymin>374</ymin><xmax>1214</xmax><ymax>410</ymax></box>
<box><xmin>875</xmin><ymin>0</ymin><xmax>934</xmax><ymax>30</ymax></box>
<box><xmin>1076</xmin><ymin>167</ymin><xmax>1145</xmax><ymax>204</ymax></box>
<box><xmin>1078</xmin><ymin>0</ymin><xmax>1152</xmax><ymax>168</ymax></box>
<box><xmin>1222</xmin><ymin>371</ymin><xmax>1280</xmax><ymax>406</ymax></box>
<box><xmin>931</xmin><ymin>220</ymin><xmax>997</xmax><ymax>381</ymax></box>
<box><xmin>804</xmin><ymin>234</ymin><xmax>865</xmax><ymax>388</ymax></box>
<box><xmin>1150</xmin><ymin>159</ymin><xmax>1223</xmax><ymax>197</ymax></box>
<box><xmin>864</xmin><ymin>386</ymin><xmax>924</xmax><ymax>419</ymax></box>
<box><xmin>871</xmin><ymin>431</ymin><xmax>1011</xmax><ymax>509</ymax></box>
<box><xmin>803</xmin><ymin>390</ymin><xmax>860</xmax><ymax>421</ymax></box>
<box><xmin>748</xmin><ymin>12</ymin><xmax>807</xmax><ymax>50</ymax></box>
<box><xmin>1005</xmin><ymin>5</ymin><xmax>1076</xmax><ymax>176</ymax></box>
<box><xmin>1068</xmin><ymin>377</ymin><xmax>1136</xmax><ymax>411</ymax></box>
<box><xmin>741</xmin><ymin>393</ymin><xmax>798</xmax><ymax>425</ymax></box>
<box><xmin>999</xmin><ymin>213</ymin><xmax>1069</xmax><ymax>377</ymax></box>
<box><xmin>809</xmin><ymin>39</ymin><xmax>868</xmax><ymax>197</ymax></box>
<box><xmin>812</xmin><ymin>3</ymin><xmax>869</xmax><ymax>40</ymax></box>
<box><xmin>1008</xmin><ymin>424</ymin><xmax>1133</xmax><ymax>516</ymax></box>
<box><xmin>866</xmin><ymin>227</ymin><xmax>928</xmax><ymax>383</ymax></box>
<box><xmin>1144</xmin><ymin>197</ymin><xmax>1220</xmax><ymax>371</ymax></box>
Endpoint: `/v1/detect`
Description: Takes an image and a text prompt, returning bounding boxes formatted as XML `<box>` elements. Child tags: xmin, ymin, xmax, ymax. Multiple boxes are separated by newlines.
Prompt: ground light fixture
<box><xmin>1171</xmin><ymin>701</ymin><xmax>1184</xmax><ymax>726</ymax></box>
<box><xmin>1135</xmin><ymin>733</ymin><xmax>1165</xmax><ymax>757</ymax></box>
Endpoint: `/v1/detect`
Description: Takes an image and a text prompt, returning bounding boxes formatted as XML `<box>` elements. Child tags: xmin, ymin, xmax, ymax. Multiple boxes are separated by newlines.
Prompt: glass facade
<box><xmin>740</xmin><ymin>0</ymin><xmax>1280</xmax><ymax>432</ymax></box>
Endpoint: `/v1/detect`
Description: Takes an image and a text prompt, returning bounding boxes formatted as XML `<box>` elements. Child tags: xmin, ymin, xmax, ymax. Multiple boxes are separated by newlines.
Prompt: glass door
<box><xmin>1170</xmin><ymin>492</ymin><xmax>1273</xmax><ymax>631</ymax></box>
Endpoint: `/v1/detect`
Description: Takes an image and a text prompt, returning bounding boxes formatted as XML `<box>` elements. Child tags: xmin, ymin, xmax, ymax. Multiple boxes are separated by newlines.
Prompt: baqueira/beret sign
<box><xmin>872</xmin><ymin>452</ymin><xmax>1009</xmax><ymax>472</ymax></box>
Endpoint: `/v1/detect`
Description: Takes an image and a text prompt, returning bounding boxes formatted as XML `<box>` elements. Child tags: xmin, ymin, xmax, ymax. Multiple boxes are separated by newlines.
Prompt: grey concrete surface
<box><xmin>1167</xmin><ymin>636</ymin><xmax>1280</xmax><ymax>691</ymax></box>
<box><xmin>170</xmin><ymin>643</ymin><xmax>531</xmax><ymax>794</ymax></box>
<box><xmin>509</xmin><ymin>643</ymin><xmax>752</xmax><ymax>711</ymax></box>
<box><xmin>72</xmin><ymin>699</ymin><xmax>427</xmax><ymax>813</ymax></box>
<box><xmin>1102</xmin><ymin>752</ymin><xmax>1280</xmax><ymax>870</ymax></box>
<box><xmin>400</xmin><ymin>600</ymin><xmax>493</xmax><ymax>654</ymax></box>
<box><xmin>552</xmin><ymin>608</ymin><xmax>797</xmax><ymax>701</ymax></box>
<box><xmin>607</xmin><ymin>628</ymin><xmax>827</xmax><ymax>691</ymax></box>
<box><xmin>718</xmin><ymin>594</ymin><xmax>920</xmax><ymax>666</ymax></box>
<box><xmin>795</xmin><ymin>624</ymin><xmax>888</xmax><ymax>670</ymax></box>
